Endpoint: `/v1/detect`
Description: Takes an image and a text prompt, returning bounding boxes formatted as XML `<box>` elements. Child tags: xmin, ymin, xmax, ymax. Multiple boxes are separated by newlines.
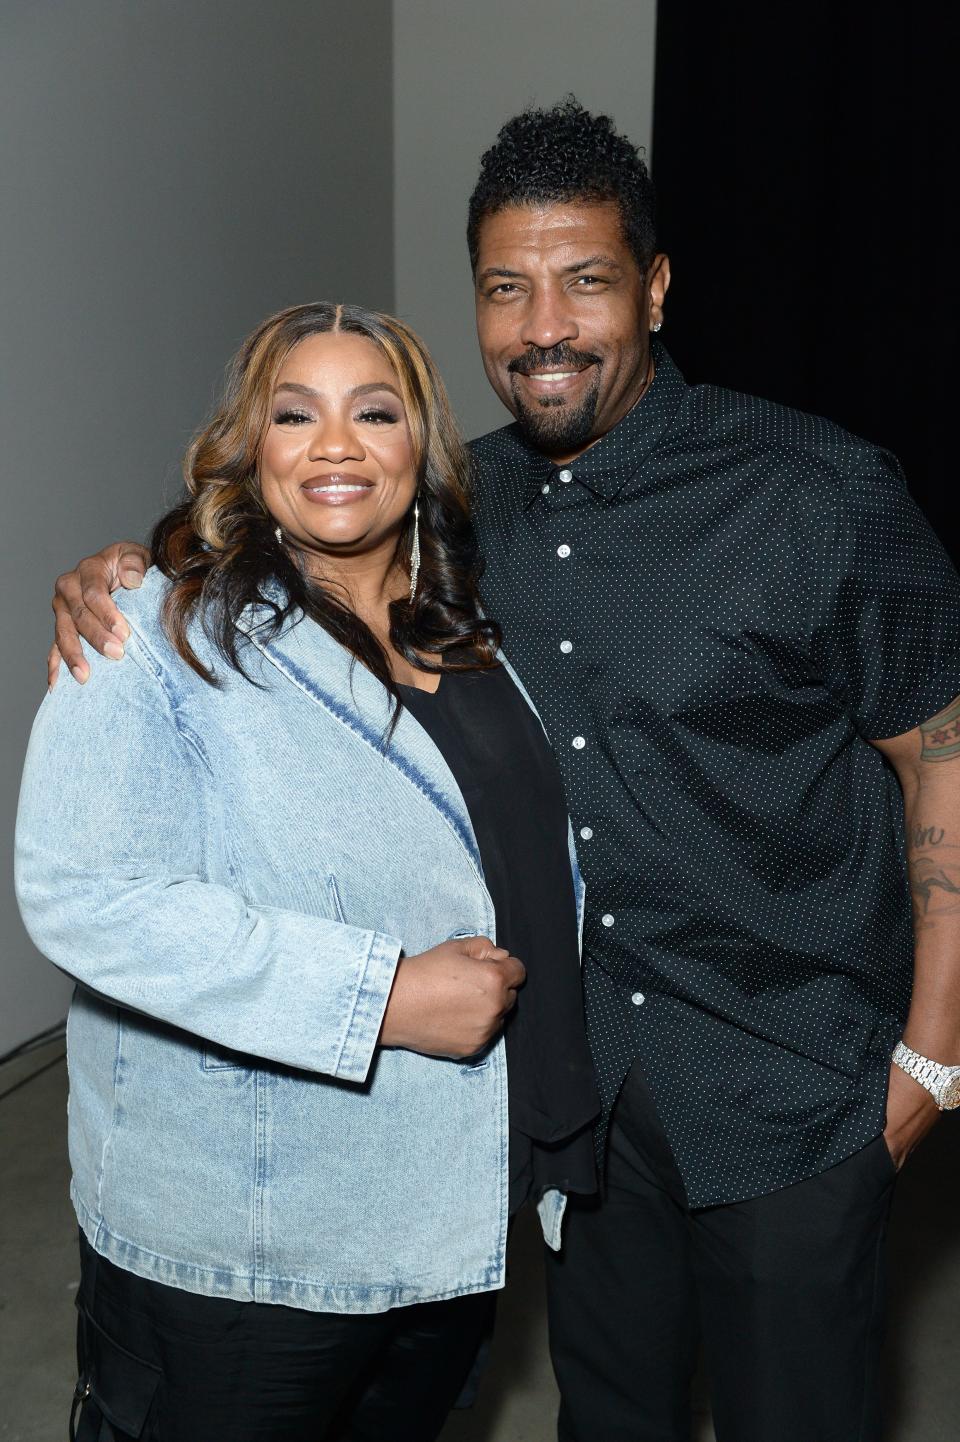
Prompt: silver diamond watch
<box><xmin>892</xmin><ymin>1041</ymin><xmax>960</xmax><ymax>1110</ymax></box>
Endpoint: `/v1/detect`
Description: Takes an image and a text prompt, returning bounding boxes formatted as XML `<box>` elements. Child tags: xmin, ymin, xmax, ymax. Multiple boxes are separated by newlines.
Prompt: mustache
<box><xmin>507</xmin><ymin>344</ymin><xmax>602</xmax><ymax>376</ymax></box>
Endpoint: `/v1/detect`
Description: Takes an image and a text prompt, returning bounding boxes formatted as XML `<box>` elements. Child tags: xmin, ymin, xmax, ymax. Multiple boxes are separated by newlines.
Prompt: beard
<box><xmin>507</xmin><ymin>344</ymin><xmax>603</xmax><ymax>456</ymax></box>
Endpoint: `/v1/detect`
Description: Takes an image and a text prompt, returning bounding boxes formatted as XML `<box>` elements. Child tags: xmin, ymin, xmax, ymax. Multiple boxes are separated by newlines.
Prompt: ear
<box><xmin>646</xmin><ymin>254</ymin><xmax>671</xmax><ymax>331</ymax></box>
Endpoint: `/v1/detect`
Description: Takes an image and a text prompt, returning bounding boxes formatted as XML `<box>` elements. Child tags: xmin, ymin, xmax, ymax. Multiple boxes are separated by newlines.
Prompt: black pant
<box><xmin>546</xmin><ymin>1062</ymin><xmax>896</xmax><ymax>1442</ymax></box>
<box><xmin>72</xmin><ymin>1232</ymin><xmax>494</xmax><ymax>1441</ymax></box>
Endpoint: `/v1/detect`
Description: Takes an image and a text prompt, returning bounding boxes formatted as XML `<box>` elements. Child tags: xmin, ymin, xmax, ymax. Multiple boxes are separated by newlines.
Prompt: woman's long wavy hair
<box><xmin>152</xmin><ymin>302</ymin><xmax>501</xmax><ymax>729</ymax></box>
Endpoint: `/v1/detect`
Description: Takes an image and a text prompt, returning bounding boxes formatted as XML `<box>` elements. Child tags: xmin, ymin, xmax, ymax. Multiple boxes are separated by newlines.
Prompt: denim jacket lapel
<box><xmin>236</xmin><ymin>603</ymin><xmax>484</xmax><ymax>880</ymax></box>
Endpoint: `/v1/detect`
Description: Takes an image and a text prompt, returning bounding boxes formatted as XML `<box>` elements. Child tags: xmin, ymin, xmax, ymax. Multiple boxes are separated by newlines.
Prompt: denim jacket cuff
<box><xmin>333</xmin><ymin>930</ymin><xmax>403</xmax><ymax>1082</ymax></box>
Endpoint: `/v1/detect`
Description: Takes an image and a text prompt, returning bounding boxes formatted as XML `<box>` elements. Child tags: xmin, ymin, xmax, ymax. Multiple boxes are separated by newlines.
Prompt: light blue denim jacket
<box><xmin>16</xmin><ymin>568</ymin><xmax>581</xmax><ymax>1312</ymax></box>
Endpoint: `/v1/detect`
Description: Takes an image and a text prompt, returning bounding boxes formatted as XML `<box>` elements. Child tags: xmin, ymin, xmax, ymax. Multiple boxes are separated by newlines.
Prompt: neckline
<box><xmin>397</xmin><ymin>675</ymin><xmax>443</xmax><ymax>698</ymax></box>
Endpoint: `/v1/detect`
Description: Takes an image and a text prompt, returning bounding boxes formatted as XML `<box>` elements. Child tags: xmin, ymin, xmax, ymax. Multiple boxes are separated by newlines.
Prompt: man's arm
<box><xmin>49</xmin><ymin>541</ymin><xmax>150</xmax><ymax>688</ymax></box>
<box><xmin>871</xmin><ymin>694</ymin><xmax>960</xmax><ymax>1166</ymax></box>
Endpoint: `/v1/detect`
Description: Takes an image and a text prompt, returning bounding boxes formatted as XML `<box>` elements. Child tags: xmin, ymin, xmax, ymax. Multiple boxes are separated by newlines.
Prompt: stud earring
<box><xmin>409</xmin><ymin>500</ymin><xmax>421</xmax><ymax>601</ymax></box>
<box><xmin>652</xmin><ymin>321</ymin><xmax>663</xmax><ymax>333</ymax></box>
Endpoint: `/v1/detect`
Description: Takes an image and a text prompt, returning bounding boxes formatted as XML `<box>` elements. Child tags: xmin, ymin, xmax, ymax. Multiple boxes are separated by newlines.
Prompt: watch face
<box><xmin>940</xmin><ymin>1073</ymin><xmax>960</xmax><ymax>1110</ymax></box>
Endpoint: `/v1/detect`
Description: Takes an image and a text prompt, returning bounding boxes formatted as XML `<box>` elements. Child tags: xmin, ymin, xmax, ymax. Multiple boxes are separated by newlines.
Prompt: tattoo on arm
<box><xmin>912</xmin><ymin>859</ymin><xmax>960</xmax><ymax>912</ymax></box>
<box><xmin>920</xmin><ymin>696</ymin><xmax>960</xmax><ymax>762</ymax></box>
<box><xmin>908</xmin><ymin>822</ymin><xmax>960</xmax><ymax>931</ymax></box>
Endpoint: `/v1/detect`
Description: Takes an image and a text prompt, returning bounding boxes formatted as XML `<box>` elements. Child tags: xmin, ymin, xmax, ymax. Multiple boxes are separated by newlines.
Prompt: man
<box><xmin>48</xmin><ymin>100</ymin><xmax>960</xmax><ymax>1441</ymax></box>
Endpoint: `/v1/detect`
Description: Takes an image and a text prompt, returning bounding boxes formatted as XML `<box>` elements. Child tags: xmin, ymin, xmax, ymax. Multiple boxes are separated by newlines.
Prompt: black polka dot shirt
<box><xmin>469</xmin><ymin>343</ymin><xmax>960</xmax><ymax>1207</ymax></box>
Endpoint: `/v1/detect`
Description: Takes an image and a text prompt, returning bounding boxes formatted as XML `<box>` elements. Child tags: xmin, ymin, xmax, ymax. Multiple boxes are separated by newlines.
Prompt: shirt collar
<box><xmin>521</xmin><ymin>341</ymin><xmax>688</xmax><ymax>506</ymax></box>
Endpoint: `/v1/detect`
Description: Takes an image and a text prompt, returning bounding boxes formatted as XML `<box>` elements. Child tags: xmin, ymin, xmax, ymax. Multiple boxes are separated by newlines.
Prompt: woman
<box><xmin>16</xmin><ymin>302</ymin><xmax>598</xmax><ymax>1441</ymax></box>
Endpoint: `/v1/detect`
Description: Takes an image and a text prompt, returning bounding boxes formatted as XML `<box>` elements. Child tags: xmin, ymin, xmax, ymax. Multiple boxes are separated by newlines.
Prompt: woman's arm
<box><xmin>17</xmin><ymin>632</ymin><xmax>402</xmax><ymax>1083</ymax></box>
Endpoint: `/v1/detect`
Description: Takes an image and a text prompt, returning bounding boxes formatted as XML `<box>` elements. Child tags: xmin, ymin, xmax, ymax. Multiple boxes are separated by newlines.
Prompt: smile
<box><xmin>300</xmin><ymin>473</ymin><xmax>375</xmax><ymax>506</ymax></box>
<box><xmin>305</xmin><ymin>483</ymin><xmax>371</xmax><ymax>494</ymax></box>
<box><xmin>518</xmin><ymin>367</ymin><xmax>593</xmax><ymax>395</ymax></box>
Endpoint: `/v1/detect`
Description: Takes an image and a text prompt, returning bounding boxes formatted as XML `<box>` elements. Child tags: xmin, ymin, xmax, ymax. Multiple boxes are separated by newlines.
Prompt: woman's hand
<box><xmin>381</xmin><ymin>935</ymin><xmax>525</xmax><ymax>1059</ymax></box>
<box><xmin>49</xmin><ymin>542</ymin><xmax>150</xmax><ymax>688</ymax></box>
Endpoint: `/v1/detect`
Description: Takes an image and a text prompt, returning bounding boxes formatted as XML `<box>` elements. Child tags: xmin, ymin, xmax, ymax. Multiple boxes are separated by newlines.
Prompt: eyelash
<box><xmin>272</xmin><ymin>407</ymin><xmax>399</xmax><ymax>426</ymax></box>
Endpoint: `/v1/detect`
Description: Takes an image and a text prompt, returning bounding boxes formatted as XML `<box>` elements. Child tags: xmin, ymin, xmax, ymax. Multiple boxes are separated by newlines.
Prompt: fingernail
<box><xmin>104</xmin><ymin>640</ymin><xmax>125</xmax><ymax>661</ymax></box>
<box><xmin>112</xmin><ymin>620</ymin><xmax>130</xmax><ymax>640</ymax></box>
<box><xmin>120</xmin><ymin>570</ymin><xmax>142</xmax><ymax>588</ymax></box>
<box><xmin>70</xmin><ymin>666</ymin><xmax>88</xmax><ymax>684</ymax></box>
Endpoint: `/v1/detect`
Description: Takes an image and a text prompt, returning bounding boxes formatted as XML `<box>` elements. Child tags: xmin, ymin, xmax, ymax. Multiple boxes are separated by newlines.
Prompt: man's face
<box><xmin>474</xmin><ymin>200</ymin><xmax>669</xmax><ymax>461</ymax></box>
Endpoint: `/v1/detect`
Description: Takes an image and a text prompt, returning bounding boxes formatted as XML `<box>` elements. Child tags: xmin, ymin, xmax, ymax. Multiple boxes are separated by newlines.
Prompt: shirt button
<box><xmin>572</xmin><ymin>736</ymin><xmax>586</xmax><ymax>750</ymax></box>
<box><xmin>558</xmin><ymin>468</ymin><xmax>573</xmax><ymax>483</ymax></box>
<box><xmin>601</xmin><ymin>913</ymin><xmax>615</xmax><ymax>927</ymax></box>
<box><xmin>557</xmin><ymin>544</ymin><xmax>571</xmax><ymax>558</ymax></box>
<box><xmin>580</xmin><ymin>826</ymin><xmax>593</xmax><ymax>840</ymax></box>
<box><xmin>631</xmin><ymin>992</ymin><xmax>645</xmax><ymax>1006</ymax></box>
<box><xmin>541</xmin><ymin>483</ymin><xmax>550</xmax><ymax>494</ymax></box>
<box><xmin>560</xmin><ymin>640</ymin><xmax>573</xmax><ymax>654</ymax></box>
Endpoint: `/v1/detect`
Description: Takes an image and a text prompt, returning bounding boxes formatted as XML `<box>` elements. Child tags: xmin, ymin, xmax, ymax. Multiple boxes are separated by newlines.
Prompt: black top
<box><xmin>399</xmin><ymin>665</ymin><xmax>599</xmax><ymax>1211</ymax></box>
<box><xmin>470</xmin><ymin>341</ymin><xmax>960</xmax><ymax>1207</ymax></box>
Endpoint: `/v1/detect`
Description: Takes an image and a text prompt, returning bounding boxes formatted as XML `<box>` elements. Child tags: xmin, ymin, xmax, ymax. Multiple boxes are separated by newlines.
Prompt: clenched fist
<box><xmin>381</xmin><ymin>935</ymin><xmax>525</xmax><ymax>1059</ymax></box>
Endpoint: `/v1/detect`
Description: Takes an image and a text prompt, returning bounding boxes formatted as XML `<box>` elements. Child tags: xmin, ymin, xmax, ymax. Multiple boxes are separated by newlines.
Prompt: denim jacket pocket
<box><xmin>201</xmin><ymin>1041</ymin><xmax>252</xmax><ymax>1072</ymax></box>
<box><xmin>325</xmin><ymin>873</ymin><xmax>347</xmax><ymax>923</ymax></box>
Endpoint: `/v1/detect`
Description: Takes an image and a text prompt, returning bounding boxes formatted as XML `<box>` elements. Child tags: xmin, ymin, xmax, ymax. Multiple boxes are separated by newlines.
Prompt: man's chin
<box><xmin>511</xmin><ymin>388</ymin><xmax>600</xmax><ymax>456</ymax></box>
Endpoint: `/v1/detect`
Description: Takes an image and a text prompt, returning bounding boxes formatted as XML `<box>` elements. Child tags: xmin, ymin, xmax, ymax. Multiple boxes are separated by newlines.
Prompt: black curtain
<box><xmin>652</xmin><ymin>2</ymin><xmax>959</xmax><ymax>561</ymax></box>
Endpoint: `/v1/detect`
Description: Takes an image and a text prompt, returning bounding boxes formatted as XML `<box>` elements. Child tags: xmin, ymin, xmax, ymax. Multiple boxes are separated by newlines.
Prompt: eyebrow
<box><xmin>273</xmin><ymin>380</ymin><xmax>402</xmax><ymax>400</ymax></box>
<box><xmin>565</xmin><ymin>254</ymin><xmax>622</xmax><ymax>274</ymax></box>
<box><xmin>476</xmin><ymin>266</ymin><xmax>525</xmax><ymax>285</ymax></box>
<box><xmin>477</xmin><ymin>254</ymin><xmax>623</xmax><ymax>284</ymax></box>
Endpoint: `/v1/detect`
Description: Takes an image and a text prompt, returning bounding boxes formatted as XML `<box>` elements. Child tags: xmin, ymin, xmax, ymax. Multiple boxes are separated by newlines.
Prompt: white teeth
<box><xmin>308</xmin><ymin>484</ymin><xmax>367</xmax><ymax>493</ymax></box>
<box><xmin>531</xmin><ymin>372</ymin><xmax>578</xmax><ymax>381</ymax></box>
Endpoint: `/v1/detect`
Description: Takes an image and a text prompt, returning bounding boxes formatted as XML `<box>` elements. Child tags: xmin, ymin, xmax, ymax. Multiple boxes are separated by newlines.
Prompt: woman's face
<box><xmin>259</xmin><ymin>331</ymin><xmax>417</xmax><ymax>572</ymax></box>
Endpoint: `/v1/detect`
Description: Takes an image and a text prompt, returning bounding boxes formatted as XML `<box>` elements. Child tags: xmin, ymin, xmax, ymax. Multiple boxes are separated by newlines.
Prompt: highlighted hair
<box><xmin>152</xmin><ymin>302</ymin><xmax>500</xmax><ymax>726</ymax></box>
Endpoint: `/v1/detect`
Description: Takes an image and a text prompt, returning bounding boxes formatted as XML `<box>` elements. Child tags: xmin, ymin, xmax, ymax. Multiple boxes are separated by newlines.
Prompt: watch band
<box><xmin>892</xmin><ymin>1040</ymin><xmax>960</xmax><ymax>1109</ymax></box>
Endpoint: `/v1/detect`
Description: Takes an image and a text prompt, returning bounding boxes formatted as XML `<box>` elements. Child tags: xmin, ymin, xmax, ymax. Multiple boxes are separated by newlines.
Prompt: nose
<box><xmin>307</xmin><ymin>411</ymin><xmax>365</xmax><ymax>463</ymax></box>
<box><xmin>519</xmin><ymin>284</ymin><xmax>579</xmax><ymax>352</ymax></box>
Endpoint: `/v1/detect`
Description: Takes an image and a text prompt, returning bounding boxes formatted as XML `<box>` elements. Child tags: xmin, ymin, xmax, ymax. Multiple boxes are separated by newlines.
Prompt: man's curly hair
<box><xmin>467</xmin><ymin>96</ymin><xmax>656</xmax><ymax>274</ymax></box>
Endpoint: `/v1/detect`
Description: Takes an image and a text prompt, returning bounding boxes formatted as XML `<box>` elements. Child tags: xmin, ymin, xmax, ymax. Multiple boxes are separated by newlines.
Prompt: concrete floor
<box><xmin>1</xmin><ymin>1039</ymin><xmax>957</xmax><ymax>1441</ymax></box>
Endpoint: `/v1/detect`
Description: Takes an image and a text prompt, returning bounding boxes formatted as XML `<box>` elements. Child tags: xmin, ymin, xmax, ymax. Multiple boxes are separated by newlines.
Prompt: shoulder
<box><xmin>91</xmin><ymin>567</ymin><xmax>220</xmax><ymax>703</ymax></box>
<box><xmin>681</xmin><ymin>381</ymin><xmax>905</xmax><ymax>509</ymax></box>
<box><xmin>468</xmin><ymin>422</ymin><xmax>536</xmax><ymax>530</ymax></box>
<box><xmin>112</xmin><ymin>567</ymin><xmax>189</xmax><ymax>675</ymax></box>
<box><xmin>43</xmin><ymin>569</ymin><xmax>185</xmax><ymax>731</ymax></box>
<box><xmin>686</xmin><ymin>381</ymin><xmax>889</xmax><ymax>464</ymax></box>
<box><xmin>468</xmin><ymin>421</ymin><xmax>529</xmax><ymax>472</ymax></box>
<box><xmin>111</xmin><ymin>564</ymin><xmax>174</xmax><ymax>638</ymax></box>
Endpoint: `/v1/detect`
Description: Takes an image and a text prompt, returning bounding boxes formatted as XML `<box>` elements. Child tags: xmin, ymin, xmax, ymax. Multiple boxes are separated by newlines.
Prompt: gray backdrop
<box><xmin>393</xmin><ymin>0</ymin><xmax>657</xmax><ymax>439</ymax></box>
<box><xmin>1</xmin><ymin>0</ymin><xmax>395</xmax><ymax>1055</ymax></box>
<box><xmin>1</xmin><ymin>0</ymin><xmax>656</xmax><ymax>1053</ymax></box>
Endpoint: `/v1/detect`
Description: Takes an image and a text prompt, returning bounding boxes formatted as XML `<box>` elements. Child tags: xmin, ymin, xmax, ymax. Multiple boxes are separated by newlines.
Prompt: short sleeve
<box><xmin>809</xmin><ymin>447</ymin><xmax>960</xmax><ymax>739</ymax></box>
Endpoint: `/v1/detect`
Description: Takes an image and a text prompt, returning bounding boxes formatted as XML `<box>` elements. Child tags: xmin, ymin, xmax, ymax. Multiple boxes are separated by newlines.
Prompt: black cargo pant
<box><xmin>546</xmin><ymin>1062</ymin><xmax>896</xmax><ymax>1442</ymax></box>
<box><xmin>71</xmin><ymin>1232</ymin><xmax>495</xmax><ymax>1442</ymax></box>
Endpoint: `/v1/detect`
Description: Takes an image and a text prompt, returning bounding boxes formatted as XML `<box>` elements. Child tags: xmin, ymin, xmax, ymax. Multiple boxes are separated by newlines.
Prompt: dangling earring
<box><xmin>274</xmin><ymin>525</ymin><xmax>282</xmax><ymax>544</ymax></box>
<box><xmin>409</xmin><ymin>499</ymin><xmax>421</xmax><ymax>602</ymax></box>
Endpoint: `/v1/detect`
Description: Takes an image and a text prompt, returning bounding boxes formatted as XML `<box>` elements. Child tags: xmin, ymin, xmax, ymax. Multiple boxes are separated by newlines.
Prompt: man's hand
<box><xmin>381</xmin><ymin>935</ymin><xmax>525</xmax><ymax>1059</ymax></box>
<box><xmin>882</xmin><ymin>1059</ymin><xmax>941</xmax><ymax>1170</ymax></box>
<box><xmin>49</xmin><ymin>542</ymin><xmax>151</xmax><ymax>688</ymax></box>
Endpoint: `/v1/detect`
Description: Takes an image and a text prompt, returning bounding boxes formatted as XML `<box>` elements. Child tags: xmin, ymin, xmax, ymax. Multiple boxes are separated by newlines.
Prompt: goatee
<box><xmin>507</xmin><ymin>343</ymin><xmax>603</xmax><ymax>456</ymax></box>
<box><xmin>511</xmin><ymin>380</ymin><xmax>602</xmax><ymax>455</ymax></box>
